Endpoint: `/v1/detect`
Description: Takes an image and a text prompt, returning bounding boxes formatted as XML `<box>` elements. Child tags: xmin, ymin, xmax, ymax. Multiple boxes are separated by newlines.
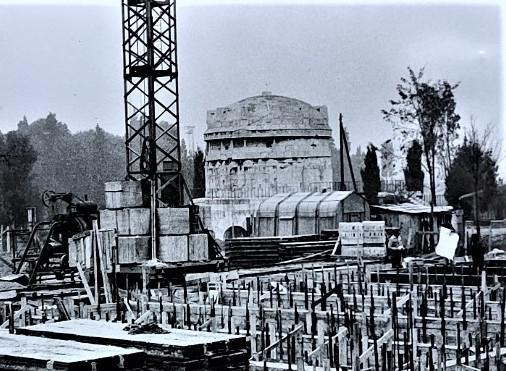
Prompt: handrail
<box><xmin>15</xmin><ymin>221</ymin><xmax>51</xmax><ymax>274</ymax></box>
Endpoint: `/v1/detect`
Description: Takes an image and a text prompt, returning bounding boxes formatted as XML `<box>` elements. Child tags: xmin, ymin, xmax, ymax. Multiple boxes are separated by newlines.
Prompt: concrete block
<box><xmin>116</xmin><ymin>209</ymin><xmax>130</xmax><ymax>235</ymax></box>
<box><xmin>157</xmin><ymin>207</ymin><xmax>190</xmax><ymax>235</ymax></box>
<box><xmin>362</xmin><ymin>221</ymin><xmax>385</xmax><ymax>245</ymax></box>
<box><xmin>104</xmin><ymin>181</ymin><xmax>123</xmax><ymax>192</ymax></box>
<box><xmin>118</xmin><ymin>236</ymin><xmax>150</xmax><ymax>264</ymax></box>
<box><xmin>105</xmin><ymin>181</ymin><xmax>143</xmax><ymax>209</ymax></box>
<box><xmin>158</xmin><ymin>235</ymin><xmax>188</xmax><ymax>262</ymax></box>
<box><xmin>189</xmin><ymin>234</ymin><xmax>209</xmax><ymax>261</ymax></box>
<box><xmin>129</xmin><ymin>208</ymin><xmax>150</xmax><ymax>235</ymax></box>
<box><xmin>341</xmin><ymin>245</ymin><xmax>386</xmax><ymax>257</ymax></box>
<box><xmin>339</xmin><ymin>222</ymin><xmax>363</xmax><ymax>246</ymax></box>
<box><xmin>99</xmin><ymin>209</ymin><xmax>117</xmax><ymax>231</ymax></box>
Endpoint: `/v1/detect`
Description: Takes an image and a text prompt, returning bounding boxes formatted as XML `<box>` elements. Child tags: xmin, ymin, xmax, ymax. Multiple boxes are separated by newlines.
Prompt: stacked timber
<box><xmin>279</xmin><ymin>239</ymin><xmax>337</xmax><ymax>261</ymax></box>
<box><xmin>225</xmin><ymin>235</ymin><xmax>335</xmax><ymax>268</ymax></box>
<box><xmin>0</xmin><ymin>333</ymin><xmax>144</xmax><ymax>370</ymax></box>
<box><xmin>18</xmin><ymin>320</ymin><xmax>249</xmax><ymax>370</ymax></box>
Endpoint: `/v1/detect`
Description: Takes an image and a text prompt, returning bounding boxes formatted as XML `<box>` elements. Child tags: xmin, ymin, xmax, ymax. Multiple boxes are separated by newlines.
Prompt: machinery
<box><xmin>14</xmin><ymin>191</ymin><xmax>98</xmax><ymax>286</ymax></box>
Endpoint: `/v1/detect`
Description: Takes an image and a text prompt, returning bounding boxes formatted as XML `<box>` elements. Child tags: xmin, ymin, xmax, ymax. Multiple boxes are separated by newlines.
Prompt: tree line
<box><xmin>0</xmin><ymin>113</ymin><xmax>206</xmax><ymax>228</ymax></box>
<box><xmin>0</xmin><ymin>113</ymin><xmax>126</xmax><ymax>226</ymax></box>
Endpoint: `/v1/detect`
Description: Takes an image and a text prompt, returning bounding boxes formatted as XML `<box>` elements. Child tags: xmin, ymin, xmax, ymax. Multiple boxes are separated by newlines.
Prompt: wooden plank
<box><xmin>76</xmin><ymin>262</ymin><xmax>96</xmax><ymax>305</ymax></box>
<box><xmin>17</xmin><ymin>319</ymin><xmax>248</xmax><ymax>361</ymax></box>
<box><xmin>359</xmin><ymin>328</ymin><xmax>394</xmax><ymax>362</ymax></box>
<box><xmin>0</xmin><ymin>333</ymin><xmax>142</xmax><ymax>369</ymax></box>
<box><xmin>0</xmin><ymin>304</ymin><xmax>30</xmax><ymax>329</ymax></box>
<box><xmin>93</xmin><ymin>221</ymin><xmax>112</xmax><ymax>303</ymax></box>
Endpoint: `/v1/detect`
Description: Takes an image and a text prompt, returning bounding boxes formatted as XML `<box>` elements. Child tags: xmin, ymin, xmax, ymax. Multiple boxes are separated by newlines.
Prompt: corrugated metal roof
<box><xmin>297</xmin><ymin>193</ymin><xmax>331</xmax><ymax>217</ymax></box>
<box><xmin>278</xmin><ymin>192</ymin><xmax>314</xmax><ymax>218</ymax></box>
<box><xmin>372</xmin><ymin>203</ymin><xmax>453</xmax><ymax>215</ymax></box>
<box><xmin>257</xmin><ymin>193</ymin><xmax>291</xmax><ymax>217</ymax></box>
<box><xmin>259</xmin><ymin>191</ymin><xmax>354</xmax><ymax>217</ymax></box>
<box><xmin>319</xmin><ymin>191</ymin><xmax>353</xmax><ymax>217</ymax></box>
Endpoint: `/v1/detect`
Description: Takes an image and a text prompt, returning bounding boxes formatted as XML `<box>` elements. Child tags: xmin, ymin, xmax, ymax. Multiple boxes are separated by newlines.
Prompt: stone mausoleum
<box><xmin>195</xmin><ymin>92</ymin><xmax>336</xmax><ymax>241</ymax></box>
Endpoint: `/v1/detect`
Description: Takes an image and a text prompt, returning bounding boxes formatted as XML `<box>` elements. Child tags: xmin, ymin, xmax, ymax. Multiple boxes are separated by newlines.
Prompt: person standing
<box><xmin>470</xmin><ymin>233</ymin><xmax>484</xmax><ymax>273</ymax></box>
<box><xmin>388</xmin><ymin>229</ymin><xmax>404</xmax><ymax>268</ymax></box>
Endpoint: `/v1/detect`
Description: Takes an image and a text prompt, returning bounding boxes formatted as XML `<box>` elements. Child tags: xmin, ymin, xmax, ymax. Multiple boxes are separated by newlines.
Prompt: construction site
<box><xmin>0</xmin><ymin>1</ymin><xmax>505</xmax><ymax>371</ymax></box>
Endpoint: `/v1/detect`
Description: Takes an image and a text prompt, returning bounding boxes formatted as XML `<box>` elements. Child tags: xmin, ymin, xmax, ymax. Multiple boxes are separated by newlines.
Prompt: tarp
<box><xmin>435</xmin><ymin>227</ymin><xmax>459</xmax><ymax>261</ymax></box>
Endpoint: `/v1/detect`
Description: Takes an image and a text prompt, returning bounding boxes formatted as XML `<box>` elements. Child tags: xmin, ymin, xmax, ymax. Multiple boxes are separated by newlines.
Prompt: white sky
<box><xmin>0</xmin><ymin>0</ymin><xmax>503</xmax><ymax>5</ymax></box>
<box><xmin>0</xmin><ymin>0</ymin><xmax>504</xmax><ymax>176</ymax></box>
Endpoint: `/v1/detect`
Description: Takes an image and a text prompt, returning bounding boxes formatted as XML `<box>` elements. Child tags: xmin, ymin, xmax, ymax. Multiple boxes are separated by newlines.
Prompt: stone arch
<box><xmin>223</xmin><ymin>225</ymin><xmax>248</xmax><ymax>240</ymax></box>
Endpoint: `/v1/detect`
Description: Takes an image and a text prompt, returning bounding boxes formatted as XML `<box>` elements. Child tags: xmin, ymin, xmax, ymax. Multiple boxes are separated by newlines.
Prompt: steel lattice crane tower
<box><xmin>121</xmin><ymin>0</ymin><xmax>186</xmax><ymax>258</ymax></box>
<box><xmin>121</xmin><ymin>0</ymin><xmax>184</xmax><ymax>204</ymax></box>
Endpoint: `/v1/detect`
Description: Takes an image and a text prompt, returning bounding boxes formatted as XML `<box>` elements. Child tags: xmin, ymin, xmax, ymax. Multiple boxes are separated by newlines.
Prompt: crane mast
<box><xmin>121</xmin><ymin>0</ymin><xmax>185</xmax><ymax>258</ymax></box>
<box><xmin>121</xmin><ymin>0</ymin><xmax>184</xmax><ymax>206</ymax></box>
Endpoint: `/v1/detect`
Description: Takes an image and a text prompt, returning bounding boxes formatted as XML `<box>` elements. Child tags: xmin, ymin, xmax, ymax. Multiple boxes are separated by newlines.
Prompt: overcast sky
<box><xmin>0</xmin><ymin>1</ymin><xmax>504</xmax><ymax>175</ymax></box>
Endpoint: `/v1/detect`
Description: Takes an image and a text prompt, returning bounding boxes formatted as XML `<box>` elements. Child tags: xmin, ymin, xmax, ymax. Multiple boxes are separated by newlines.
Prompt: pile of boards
<box><xmin>12</xmin><ymin>319</ymin><xmax>249</xmax><ymax>370</ymax></box>
<box><xmin>224</xmin><ymin>235</ymin><xmax>337</xmax><ymax>268</ymax></box>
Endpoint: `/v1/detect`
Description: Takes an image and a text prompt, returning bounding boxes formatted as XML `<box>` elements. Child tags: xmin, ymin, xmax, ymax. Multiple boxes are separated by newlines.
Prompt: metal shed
<box><xmin>255</xmin><ymin>193</ymin><xmax>291</xmax><ymax>236</ymax></box>
<box><xmin>255</xmin><ymin>191</ymin><xmax>370</xmax><ymax>237</ymax></box>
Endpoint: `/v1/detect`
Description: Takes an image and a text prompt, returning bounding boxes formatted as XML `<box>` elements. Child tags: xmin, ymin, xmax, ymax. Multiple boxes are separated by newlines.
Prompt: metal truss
<box><xmin>121</xmin><ymin>0</ymin><xmax>184</xmax><ymax>207</ymax></box>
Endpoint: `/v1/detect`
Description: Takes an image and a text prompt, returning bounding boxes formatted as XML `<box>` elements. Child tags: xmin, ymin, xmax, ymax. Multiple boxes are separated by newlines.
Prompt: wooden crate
<box><xmin>118</xmin><ymin>236</ymin><xmax>150</xmax><ymax>264</ymax></box>
<box><xmin>104</xmin><ymin>181</ymin><xmax>144</xmax><ymax>209</ymax></box>
<box><xmin>158</xmin><ymin>235</ymin><xmax>189</xmax><ymax>262</ymax></box>
<box><xmin>157</xmin><ymin>207</ymin><xmax>190</xmax><ymax>234</ymax></box>
<box><xmin>189</xmin><ymin>234</ymin><xmax>209</xmax><ymax>261</ymax></box>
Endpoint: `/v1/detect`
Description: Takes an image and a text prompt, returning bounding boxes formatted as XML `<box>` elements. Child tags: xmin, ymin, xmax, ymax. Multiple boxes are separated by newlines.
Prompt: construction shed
<box><xmin>254</xmin><ymin>191</ymin><xmax>370</xmax><ymax>237</ymax></box>
<box><xmin>371</xmin><ymin>202</ymin><xmax>453</xmax><ymax>250</ymax></box>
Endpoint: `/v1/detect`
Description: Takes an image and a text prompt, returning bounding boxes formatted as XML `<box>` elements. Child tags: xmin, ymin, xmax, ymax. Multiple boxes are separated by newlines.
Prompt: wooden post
<box><xmin>93</xmin><ymin>221</ymin><xmax>112</xmax><ymax>303</ymax></box>
<box><xmin>92</xmin><ymin>231</ymin><xmax>99</xmax><ymax>304</ymax></box>
<box><xmin>352</xmin><ymin>322</ymin><xmax>360</xmax><ymax>371</ymax></box>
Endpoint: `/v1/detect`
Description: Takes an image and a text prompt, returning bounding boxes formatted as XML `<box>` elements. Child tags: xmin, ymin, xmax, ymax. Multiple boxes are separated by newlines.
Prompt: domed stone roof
<box><xmin>205</xmin><ymin>92</ymin><xmax>331</xmax><ymax>140</ymax></box>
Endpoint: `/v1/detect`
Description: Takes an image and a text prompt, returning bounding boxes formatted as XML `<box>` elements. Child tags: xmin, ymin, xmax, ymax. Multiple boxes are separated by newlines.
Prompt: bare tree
<box><xmin>454</xmin><ymin>119</ymin><xmax>500</xmax><ymax>237</ymax></box>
